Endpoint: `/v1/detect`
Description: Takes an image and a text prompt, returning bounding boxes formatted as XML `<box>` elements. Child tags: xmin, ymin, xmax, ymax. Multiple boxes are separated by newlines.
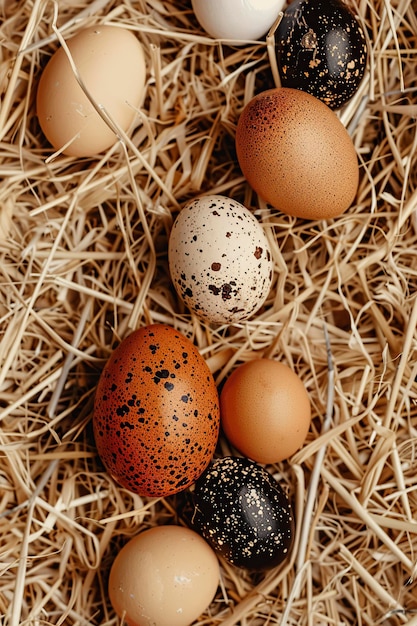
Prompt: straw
<box><xmin>1</xmin><ymin>0</ymin><xmax>417</xmax><ymax>624</ymax></box>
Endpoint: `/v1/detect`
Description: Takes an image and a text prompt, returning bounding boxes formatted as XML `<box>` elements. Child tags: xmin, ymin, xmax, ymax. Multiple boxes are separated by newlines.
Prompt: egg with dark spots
<box><xmin>236</xmin><ymin>87</ymin><xmax>359</xmax><ymax>220</ymax></box>
<box><xmin>187</xmin><ymin>456</ymin><xmax>294</xmax><ymax>571</ymax></box>
<box><xmin>93</xmin><ymin>324</ymin><xmax>220</xmax><ymax>498</ymax></box>
<box><xmin>275</xmin><ymin>0</ymin><xmax>368</xmax><ymax>110</ymax></box>
<box><xmin>168</xmin><ymin>195</ymin><xmax>273</xmax><ymax>325</ymax></box>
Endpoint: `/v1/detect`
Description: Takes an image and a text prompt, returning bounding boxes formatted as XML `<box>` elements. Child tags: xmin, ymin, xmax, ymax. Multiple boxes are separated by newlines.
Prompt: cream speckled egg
<box><xmin>168</xmin><ymin>195</ymin><xmax>273</xmax><ymax>325</ymax></box>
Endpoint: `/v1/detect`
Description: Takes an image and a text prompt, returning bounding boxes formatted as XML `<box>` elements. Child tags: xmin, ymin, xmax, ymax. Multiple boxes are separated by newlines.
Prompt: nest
<box><xmin>1</xmin><ymin>0</ymin><xmax>417</xmax><ymax>624</ymax></box>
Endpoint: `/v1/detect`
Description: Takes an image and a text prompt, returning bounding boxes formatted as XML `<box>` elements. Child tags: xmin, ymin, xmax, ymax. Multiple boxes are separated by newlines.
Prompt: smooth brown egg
<box><xmin>235</xmin><ymin>87</ymin><xmax>359</xmax><ymax>220</ymax></box>
<box><xmin>220</xmin><ymin>358</ymin><xmax>311</xmax><ymax>463</ymax></box>
<box><xmin>93</xmin><ymin>324</ymin><xmax>220</xmax><ymax>498</ymax></box>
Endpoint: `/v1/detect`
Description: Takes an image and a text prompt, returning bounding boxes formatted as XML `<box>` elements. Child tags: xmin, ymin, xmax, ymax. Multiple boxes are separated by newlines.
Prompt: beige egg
<box><xmin>235</xmin><ymin>87</ymin><xmax>359</xmax><ymax>220</ymax></box>
<box><xmin>220</xmin><ymin>358</ymin><xmax>311</xmax><ymax>463</ymax></box>
<box><xmin>36</xmin><ymin>26</ymin><xmax>146</xmax><ymax>157</ymax></box>
<box><xmin>109</xmin><ymin>525</ymin><xmax>220</xmax><ymax>626</ymax></box>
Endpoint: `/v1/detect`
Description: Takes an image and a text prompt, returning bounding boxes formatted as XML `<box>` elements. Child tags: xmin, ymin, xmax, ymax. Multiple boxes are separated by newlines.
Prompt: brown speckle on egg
<box><xmin>93</xmin><ymin>324</ymin><xmax>220</xmax><ymax>498</ymax></box>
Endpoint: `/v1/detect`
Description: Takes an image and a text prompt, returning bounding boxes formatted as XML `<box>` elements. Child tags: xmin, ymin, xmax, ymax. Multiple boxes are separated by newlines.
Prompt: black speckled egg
<box><xmin>188</xmin><ymin>456</ymin><xmax>294</xmax><ymax>571</ymax></box>
<box><xmin>275</xmin><ymin>0</ymin><xmax>368</xmax><ymax>109</ymax></box>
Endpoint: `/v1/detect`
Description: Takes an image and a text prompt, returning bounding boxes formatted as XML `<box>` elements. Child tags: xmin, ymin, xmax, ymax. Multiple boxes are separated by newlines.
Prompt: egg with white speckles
<box><xmin>93</xmin><ymin>324</ymin><xmax>220</xmax><ymax>498</ymax></box>
<box><xmin>188</xmin><ymin>456</ymin><xmax>294</xmax><ymax>570</ymax></box>
<box><xmin>275</xmin><ymin>0</ymin><xmax>368</xmax><ymax>109</ymax></box>
<box><xmin>168</xmin><ymin>195</ymin><xmax>273</xmax><ymax>325</ymax></box>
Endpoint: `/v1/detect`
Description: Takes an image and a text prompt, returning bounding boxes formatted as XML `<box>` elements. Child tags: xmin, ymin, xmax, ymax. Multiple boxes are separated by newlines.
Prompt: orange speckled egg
<box><xmin>93</xmin><ymin>324</ymin><xmax>220</xmax><ymax>498</ymax></box>
<box><xmin>220</xmin><ymin>358</ymin><xmax>311</xmax><ymax>463</ymax></box>
<box><xmin>235</xmin><ymin>87</ymin><xmax>359</xmax><ymax>220</ymax></box>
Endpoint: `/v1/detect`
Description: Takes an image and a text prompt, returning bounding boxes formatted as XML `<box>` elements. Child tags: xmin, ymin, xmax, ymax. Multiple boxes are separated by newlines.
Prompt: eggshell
<box><xmin>93</xmin><ymin>324</ymin><xmax>220</xmax><ymax>497</ymax></box>
<box><xmin>220</xmin><ymin>358</ymin><xmax>311</xmax><ymax>463</ymax></box>
<box><xmin>188</xmin><ymin>456</ymin><xmax>294</xmax><ymax>570</ymax></box>
<box><xmin>168</xmin><ymin>194</ymin><xmax>273</xmax><ymax>325</ymax></box>
<box><xmin>191</xmin><ymin>0</ymin><xmax>285</xmax><ymax>41</ymax></box>
<box><xmin>276</xmin><ymin>0</ymin><xmax>368</xmax><ymax>109</ymax></box>
<box><xmin>36</xmin><ymin>25</ymin><xmax>146</xmax><ymax>157</ymax></box>
<box><xmin>235</xmin><ymin>87</ymin><xmax>359</xmax><ymax>220</ymax></box>
<box><xmin>109</xmin><ymin>525</ymin><xmax>220</xmax><ymax>626</ymax></box>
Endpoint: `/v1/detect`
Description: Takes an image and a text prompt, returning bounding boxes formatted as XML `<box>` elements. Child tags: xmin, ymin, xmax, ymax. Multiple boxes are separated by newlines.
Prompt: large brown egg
<box><xmin>235</xmin><ymin>87</ymin><xmax>359</xmax><ymax>220</ymax></box>
<box><xmin>93</xmin><ymin>324</ymin><xmax>220</xmax><ymax>498</ymax></box>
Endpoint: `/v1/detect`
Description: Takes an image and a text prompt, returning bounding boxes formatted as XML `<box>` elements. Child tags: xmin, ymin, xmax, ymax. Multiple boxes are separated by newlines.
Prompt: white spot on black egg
<box><xmin>187</xmin><ymin>456</ymin><xmax>294</xmax><ymax>571</ymax></box>
<box><xmin>275</xmin><ymin>0</ymin><xmax>368</xmax><ymax>109</ymax></box>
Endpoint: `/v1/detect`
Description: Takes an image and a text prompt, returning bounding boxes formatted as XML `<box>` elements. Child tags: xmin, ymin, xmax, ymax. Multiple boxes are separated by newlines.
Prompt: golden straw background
<box><xmin>1</xmin><ymin>0</ymin><xmax>417</xmax><ymax>624</ymax></box>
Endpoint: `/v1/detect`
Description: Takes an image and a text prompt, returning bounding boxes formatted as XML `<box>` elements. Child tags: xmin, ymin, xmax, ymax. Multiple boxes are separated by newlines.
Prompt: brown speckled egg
<box><xmin>235</xmin><ymin>87</ymin><xmax>359</xmax><ymax>220</ymax></box>
<box><xmin>93</xmin><ymin>324</ymin><xmax>220</xmax><ymax>498</ymax></box>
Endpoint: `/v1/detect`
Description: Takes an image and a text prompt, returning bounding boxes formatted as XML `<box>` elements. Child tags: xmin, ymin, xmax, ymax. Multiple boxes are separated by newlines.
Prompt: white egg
<box><xmin>168</xmin><ymin>195</ymin><xmax>273</xmax><ymax>325</ymax></box>
<box><xmin>191</xmin><ymin>0</ymin><xmax>285</xmax><ymax>41</ymax></box>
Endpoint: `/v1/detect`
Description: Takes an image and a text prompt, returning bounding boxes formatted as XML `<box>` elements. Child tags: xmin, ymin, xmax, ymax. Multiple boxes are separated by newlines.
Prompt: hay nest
<box><xmin>1</xmin><ymin>0</ymin><xmax>417</xmax><ymax>624</ymax></box>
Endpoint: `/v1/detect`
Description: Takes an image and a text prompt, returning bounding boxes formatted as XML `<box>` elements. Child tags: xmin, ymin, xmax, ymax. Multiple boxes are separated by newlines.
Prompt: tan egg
<box><xmin>235</xmin><ymin>87</ymin><xmax>359</xmax><ymax>220</ymax></box>
<box><xmin>36</xmin><ymin>25</ymin><xmax>146</xmax><ymax>157</ymax></box>
<box><xmin>220</xmin><ymin>358</ymin><xmax>311</xmax><ymax>463</ymax></box>
<box><xmin>109</xmin><ymin>525</ymin><xmax>220</xmax><ymax>626</ymax></box>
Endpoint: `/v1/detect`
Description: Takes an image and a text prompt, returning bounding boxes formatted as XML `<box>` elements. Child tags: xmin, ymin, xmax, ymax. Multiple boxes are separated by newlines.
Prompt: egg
<box><xmin>275</xmin><ymin>0</ymin><xmax>368</xmax><ymax>109</ymax></box>
<box><xmin>36</xmin><ymin>25</ymin><xmax>146</xmax><ymax>157</ymax></box>
<box><xmin>235</xmin><ymin>87</ymin><xmax>359</xmax><ymax>220</ymax></box>
<box><xmin>191</xmin><ymin>0</ymin><xmax>285</xmax><ymax>41</ymax></box>
<box><xmin>188</xmin><ymin>456</ymin><xmax>294</xmax><ymax>570</ymax></box>
<box><xmin>220</xmin><ymin>358</ymin><xmax>311</xmax><ymax>463</ymax></box>
<box><xmin>168</xmin><ymin>195</ymin><xmax>273</xmax><ymax>325</ymax></box>
<box><xmin>109</xmin><ymin>525</ymin><xmax>220</xmax><ymax>626</ymax></box>
<box><xmin>93</xmin><ymin>324</ymin><xmax>220</xmax><ymax>498</ymax></box>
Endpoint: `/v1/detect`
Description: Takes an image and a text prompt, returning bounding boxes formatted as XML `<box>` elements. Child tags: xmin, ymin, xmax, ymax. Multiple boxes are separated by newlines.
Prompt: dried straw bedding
<box><xmin>1</xmin><ymin>0</ymin><xmax>417</xmax><ymax>624</ymax></box>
